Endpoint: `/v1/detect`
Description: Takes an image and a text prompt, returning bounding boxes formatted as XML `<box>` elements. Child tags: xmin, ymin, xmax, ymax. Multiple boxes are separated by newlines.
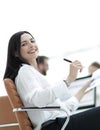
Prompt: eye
<box><xmin>31</xmin><ymin>39</ymin><xmax>35</xmax><ymax>43</ymax></box>
<box><xmin>21</xmin><ymin>42</ymin><xmax>27</xmax><ymax>47</ymax></box>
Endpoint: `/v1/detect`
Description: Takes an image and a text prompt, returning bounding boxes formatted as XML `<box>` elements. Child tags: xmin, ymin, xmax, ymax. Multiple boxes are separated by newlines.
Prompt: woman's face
<box><xmin>20</xmin><ymin>33</ymin><xmax>39</xmax><ymax>63</ymax></box>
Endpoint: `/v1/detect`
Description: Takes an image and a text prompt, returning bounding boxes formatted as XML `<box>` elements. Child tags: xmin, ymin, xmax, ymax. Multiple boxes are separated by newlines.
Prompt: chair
<box><xmin>4</xmin><ymin>78</ymin><xmax>70</xmax><ymax>130</ymax></box>
<box><xmin>0</xmin><ymin>96</ymin><xmax>19</xmax><ymax>130</ymax></box>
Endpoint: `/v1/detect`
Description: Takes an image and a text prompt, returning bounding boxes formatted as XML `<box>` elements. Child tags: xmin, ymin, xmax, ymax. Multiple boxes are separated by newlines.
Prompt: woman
<box><xmin>4</xmin><ymin>31</ymin><xmax>100</xmax><ymax>130</ymax></box>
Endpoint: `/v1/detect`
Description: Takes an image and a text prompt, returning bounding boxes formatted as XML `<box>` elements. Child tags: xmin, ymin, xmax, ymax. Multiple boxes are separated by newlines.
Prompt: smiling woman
<box><xmin>3</xmin><ymin>31</ymin><xmax>100</xmax><ymax>130</ymax></box>
<box><xmin>20</xmin><ymin>33</ymin><xmax>39</xmax><ymax>65</ymax></box>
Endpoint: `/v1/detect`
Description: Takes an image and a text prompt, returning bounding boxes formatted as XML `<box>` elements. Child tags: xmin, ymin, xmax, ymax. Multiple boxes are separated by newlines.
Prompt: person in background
<box><xmin>36</xmin><ymin>56</ymin><xmax>49</xmax><ymax>75</ymax></box>
<box><xmin>4</xmin><ymin>31</ymin><xmax>100</xmax><ymax>130</ymax></box>
<box><xmin>88</xmin><ymin>61</ymin><xmax>100</xmax><ymax>101</ymax></box>
<box><xmin>88</xmin><ymin>61</ymin><xmax>100</xmax><ymax>75</ymax></box>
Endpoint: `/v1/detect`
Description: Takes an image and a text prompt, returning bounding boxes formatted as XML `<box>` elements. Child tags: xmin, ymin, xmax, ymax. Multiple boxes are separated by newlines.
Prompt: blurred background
<box><xmin>0</xmin><ymin>0</ymin><xmax>100</xmax><ymax>95</ymax></box>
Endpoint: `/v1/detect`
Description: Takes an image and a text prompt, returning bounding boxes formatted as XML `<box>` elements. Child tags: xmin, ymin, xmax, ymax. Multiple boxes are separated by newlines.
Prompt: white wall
<box><xmin>0</xmin><ymin>0</ymin><xmax>100</xmax><ymax>95</ymax></box>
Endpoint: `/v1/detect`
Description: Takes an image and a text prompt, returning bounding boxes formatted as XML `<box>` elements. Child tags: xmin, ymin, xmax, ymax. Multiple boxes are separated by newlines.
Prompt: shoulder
<box><xmin>19</xmin><ymin>64</ymin><xmax>30</xmax><ymax>72</ymax></box>
<box><xmin>20</xmin><ymin>64</ymin><xmax>31</xmax><ymax>70</ymax></box>
<box><xmin>16</xmin><ymin>64</ymin><xmax>36</xmax><ymax>82</ymax></box>
<box><xmin>18</xmin><ymin>64</ymin><xmax>34</xmax><ymax>76</ymax></box>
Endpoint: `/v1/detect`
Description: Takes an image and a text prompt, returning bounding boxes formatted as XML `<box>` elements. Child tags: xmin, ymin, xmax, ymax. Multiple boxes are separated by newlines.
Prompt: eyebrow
<box><xmin>21</xmin><ymin>38</ymin><xmax>35</xmax><ymax>43</ymax></box>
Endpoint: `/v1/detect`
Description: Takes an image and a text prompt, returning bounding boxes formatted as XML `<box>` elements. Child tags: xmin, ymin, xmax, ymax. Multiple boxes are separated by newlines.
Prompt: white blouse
<box><xmin>15</xmin><ymin>64</ymin><xmax>79</xmax><ymax>130</ymax></box>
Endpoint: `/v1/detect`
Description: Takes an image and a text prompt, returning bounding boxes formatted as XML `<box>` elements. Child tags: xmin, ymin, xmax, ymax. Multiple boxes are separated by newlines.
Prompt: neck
<box><xmin>29</xmin><ymin>59</ymin><xmax>38</xmax><ymax>70</ymax></box>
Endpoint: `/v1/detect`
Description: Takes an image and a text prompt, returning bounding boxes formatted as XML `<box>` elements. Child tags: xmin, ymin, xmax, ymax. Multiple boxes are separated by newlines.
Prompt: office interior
<box><xmin>0</xmin><ymin>0</ymin><xmax>100</xmax><ymax>129</ymax></box>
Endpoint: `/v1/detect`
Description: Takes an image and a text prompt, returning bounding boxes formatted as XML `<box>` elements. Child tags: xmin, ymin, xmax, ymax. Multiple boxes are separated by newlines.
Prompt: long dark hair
<box><xmin>3</xmin><ymin>31</ymin><xmax>34</xmax><ymax>81</ymax></box>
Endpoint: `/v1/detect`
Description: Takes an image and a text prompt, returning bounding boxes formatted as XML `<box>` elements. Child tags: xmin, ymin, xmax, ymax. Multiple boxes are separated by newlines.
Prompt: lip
<box><xmin>28</xmin><ymin>50</ymin><xmax>36</xmax><ymax>54</ymax></box>
<box><xmin>28</xmin><ymin>48</ymin><xmax>38</xmax><ymax>54</ymax></box>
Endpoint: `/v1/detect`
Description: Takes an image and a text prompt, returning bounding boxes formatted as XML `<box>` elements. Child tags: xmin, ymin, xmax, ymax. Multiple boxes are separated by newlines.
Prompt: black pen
<box><xmin>63</xmin><ymin>58</ymin><xmax>72</xmax><ymax>63</ymax></box>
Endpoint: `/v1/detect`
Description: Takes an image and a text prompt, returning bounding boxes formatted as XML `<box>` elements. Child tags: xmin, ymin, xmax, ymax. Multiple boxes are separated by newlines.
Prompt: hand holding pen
<box><xmin>63</xmin><ymin>58</ymin><xmax>83</xmax><ymax>72</ymax></box>
<box><xmin>63</xmin><ymin>58</ymin><xmax>83</xmax><ymax>83</ymax></box>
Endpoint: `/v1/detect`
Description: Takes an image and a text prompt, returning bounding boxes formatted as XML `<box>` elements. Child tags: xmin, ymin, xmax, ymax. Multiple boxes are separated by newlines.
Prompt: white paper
<box><xmin>85</xmin><ymin>78</ymin><xmax>100</xmax><ymax>92</ymax></box>
<box><xmin>85</xmin><ymin>69</ymin><xmax>100</xmax><ymax>92</ymax></box>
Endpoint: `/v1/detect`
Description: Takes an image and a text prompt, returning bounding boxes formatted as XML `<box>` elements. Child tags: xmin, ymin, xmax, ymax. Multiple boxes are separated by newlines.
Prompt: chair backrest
<box><xmin>0</xmin><ymin>96</ymin><xmax>19</xmax><ymax>130</ymax></box>
<box><xmin>4</xmin><ymin>78</ymin><xmax>34</xmax><ymax>130</ymax></box>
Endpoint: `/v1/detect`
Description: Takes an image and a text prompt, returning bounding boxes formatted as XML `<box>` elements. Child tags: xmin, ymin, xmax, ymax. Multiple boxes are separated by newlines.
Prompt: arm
<box><xmin>15</xmin><ymin>65</ymin><xmax>79</xmax><ymax>111</ymax></box>
<box><xmin>61</xmin><ymin>80</ymin><xmax>93</xmax><ymax>112</ymax></box>
<box><xmin>15</xmin><ymin>65</ymin><xmax>71</xmax><ymax>106</ymax></box>
<box><xmin>75</xmin><ymin>80</ymin><xmax>93</xmax><ymax>102</ymax></box>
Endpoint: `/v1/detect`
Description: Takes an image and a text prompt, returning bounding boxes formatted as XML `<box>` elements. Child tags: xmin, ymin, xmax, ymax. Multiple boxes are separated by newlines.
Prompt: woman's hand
<box><xmin>67</xmin><ymin>60</ymin><xmax>83</xmax><ymax>84</ymax></box>
<box><xmin>75</xmin><ymin>80</ymin><xmax>93</xmax><ymax>102</ymax></box>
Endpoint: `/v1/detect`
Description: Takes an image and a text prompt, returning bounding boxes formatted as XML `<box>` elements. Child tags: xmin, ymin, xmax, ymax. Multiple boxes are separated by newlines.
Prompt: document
<box><xmin>85</xmin><ymin>69</ymin><xmax>100</xmax><ymax>92</ymax></box>
<box><xmin>85</xmin><ymin>78</ymin><xmax>100</xmax><ymax>92</ymax></box>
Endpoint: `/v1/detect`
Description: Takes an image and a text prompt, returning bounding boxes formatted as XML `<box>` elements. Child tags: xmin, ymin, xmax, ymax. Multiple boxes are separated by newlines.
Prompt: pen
<box><xmin>63</xmin><ymin>58</ymin><xmax>72</xmax><ymax>63</ymax></box>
